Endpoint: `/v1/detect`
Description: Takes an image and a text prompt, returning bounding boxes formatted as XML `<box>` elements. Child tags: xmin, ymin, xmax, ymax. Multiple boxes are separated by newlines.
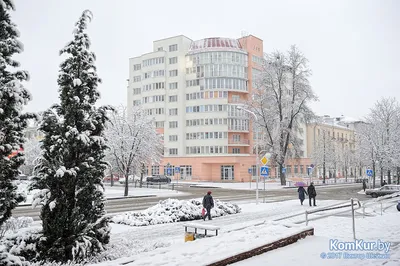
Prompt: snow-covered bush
<box><xmin>0</xmin><ymin>217</ymin><xmax>33</xmax><ymax>238</ymax></box>
<box><xmin>112</xmin><ymin>199</ymin><xmax>241</xmax><ymax>226</ymax></box>
<box><xmin>0</xmin><ymin>227</ymin><xmax>41</xmax><ymax>265</ymax></box>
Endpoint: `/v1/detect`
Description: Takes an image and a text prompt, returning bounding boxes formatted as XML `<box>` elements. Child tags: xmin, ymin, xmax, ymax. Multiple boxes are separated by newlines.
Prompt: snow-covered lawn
<box><xmin>15</xmin><ymin>181</ymin><xmax>185</xmax><ymax>205</ymax></box>
<box><xmin>86</xmin><ymin>199</ymin><xmax>341</xmax><ymax>265</ymax></box>
<box><xmin>235</xmin><ymin>205</ymin><xmax>400</xmax><ymax>266</ymax></box>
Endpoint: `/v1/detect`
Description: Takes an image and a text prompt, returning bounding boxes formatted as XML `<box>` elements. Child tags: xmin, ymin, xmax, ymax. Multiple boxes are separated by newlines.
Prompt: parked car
<box><xmin>146</xmin><ymin>175</ymin><xmax>171</xmax><ymax>183</ymax></box>
<box><xmin>119</xmin><ymin>175</ymin><xmax>142</xmax><ymax>184</ymax></box>
<box><xmin>365</xmin><ymin>185</ymin><xmax>400</xmax><ymax>198</ymax></box>
<box><xmin>17</xmin><ymin>174</ymin><xmax>28</xmax><ymax>180</ymax></box>
<box><xmin>103</xmin><ymin>175</ymin><xmax>119</xmax><ymax>182</ymax></box>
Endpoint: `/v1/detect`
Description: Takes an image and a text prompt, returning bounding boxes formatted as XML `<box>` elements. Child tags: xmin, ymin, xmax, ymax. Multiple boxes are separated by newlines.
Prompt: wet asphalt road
<box><xmin>13</xmin><ymin>183</ymin><xmax>369</xmax><ymax>221</ymax></box>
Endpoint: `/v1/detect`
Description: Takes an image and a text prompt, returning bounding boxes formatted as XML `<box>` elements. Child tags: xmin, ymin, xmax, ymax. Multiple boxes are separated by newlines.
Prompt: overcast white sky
<box><xmin>12</xmin><ymin>0</ymin><xmax>400</xmax><ymax>119</ymax></box>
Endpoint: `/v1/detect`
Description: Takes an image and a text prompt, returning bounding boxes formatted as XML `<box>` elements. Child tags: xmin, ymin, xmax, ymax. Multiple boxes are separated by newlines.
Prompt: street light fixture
<box><xmin>236</xmin><ymin>106</ymin><xmax>260</xmax><ymax>205</ymax></box>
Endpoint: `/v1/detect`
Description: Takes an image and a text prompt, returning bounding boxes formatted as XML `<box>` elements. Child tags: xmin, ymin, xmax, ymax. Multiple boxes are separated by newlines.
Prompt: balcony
<box><xmin>228</xmin><ymin>139</ymin><xmax>250</xmax><ymax>145</ymax></box>
<box><xmin>228</xmin><ymin>126</ymin><xmax>249</xmax><ymax>132</ymax></box>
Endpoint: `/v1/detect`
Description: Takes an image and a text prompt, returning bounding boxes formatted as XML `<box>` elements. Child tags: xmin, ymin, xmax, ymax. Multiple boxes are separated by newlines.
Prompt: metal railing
<box><xmin>304</xmin><ymin>198</ymin><xmax>361</xmax><ymax>240</ymax></box>
<box><xmin>362</xmin><ymin>192</ymin><xmax>400</xmax><ymax>217</ymax></box>
<box><xmin>228</xmin><ymin>139</ymin><xmax>250</xmax><ymax>145</ymax></box>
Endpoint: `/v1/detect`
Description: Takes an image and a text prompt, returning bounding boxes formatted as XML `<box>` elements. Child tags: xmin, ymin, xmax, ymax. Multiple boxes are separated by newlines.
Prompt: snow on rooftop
<box><xmin>189</xmin><ymin>37</ymin><xmax>243</xmax><ymax>52</ymax></box>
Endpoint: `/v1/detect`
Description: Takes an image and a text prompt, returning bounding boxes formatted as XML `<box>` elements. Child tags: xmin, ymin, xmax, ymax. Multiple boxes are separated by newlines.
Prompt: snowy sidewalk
<box><xmin>235</xmin><ymin>205</ymin><xmax>400</xmax><ymax>266</ymax></box>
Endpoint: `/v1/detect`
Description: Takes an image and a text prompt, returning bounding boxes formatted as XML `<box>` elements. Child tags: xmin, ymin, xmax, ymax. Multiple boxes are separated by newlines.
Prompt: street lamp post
<box><xmin>237</xmin><ymin>106</ymin><xmax>259</xmax><ymax>205</ymax></box>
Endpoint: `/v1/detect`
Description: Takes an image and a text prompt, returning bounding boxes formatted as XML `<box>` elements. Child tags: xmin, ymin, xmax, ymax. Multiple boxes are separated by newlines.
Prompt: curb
<box><xmin>206</xmin><ymin>228</ymin><xmax>314</xmax><ymax>266</ymax></box>
<box><xmin>283</xmin><ymin>183</ymin><xmax>360</xmax><ymax>189</ymax></box>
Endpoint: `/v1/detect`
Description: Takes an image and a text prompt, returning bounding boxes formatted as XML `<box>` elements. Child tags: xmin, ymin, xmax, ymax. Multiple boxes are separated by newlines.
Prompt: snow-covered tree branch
<box><xmin>246</xmin><ymin>45</ymin><xmax>318</xmax><ymax>185</ymax></box>
<box><xmin>105</xmin><ymin>105</ymin><xmax>163</xmax><ymax>196</ymax></box>
<box><xmin>0</xmin><ymin>0</ymin><xmax>34</xmax><ymax>232</ymax></box>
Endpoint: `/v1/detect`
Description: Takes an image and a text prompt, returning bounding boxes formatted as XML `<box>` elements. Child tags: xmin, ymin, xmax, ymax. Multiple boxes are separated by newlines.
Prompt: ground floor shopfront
<box><xmin>144</xmin><ymin>156</ymin><xmax>315</xmax><ymax>182</ymax></box>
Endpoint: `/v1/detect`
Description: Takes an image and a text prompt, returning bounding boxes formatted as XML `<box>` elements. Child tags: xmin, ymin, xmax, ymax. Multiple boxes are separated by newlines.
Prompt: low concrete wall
<box><xmin>206</xmin><ymin>228</ymin><xmax>314</xmax><ymax>266</ymax></box>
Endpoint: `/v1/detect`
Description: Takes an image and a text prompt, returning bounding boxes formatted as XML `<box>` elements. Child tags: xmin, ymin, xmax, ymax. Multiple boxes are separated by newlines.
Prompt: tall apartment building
<box><xmin>128</xmin><ymin>35</ymin><xmax>271</xmax><ymax>181</ymax></box>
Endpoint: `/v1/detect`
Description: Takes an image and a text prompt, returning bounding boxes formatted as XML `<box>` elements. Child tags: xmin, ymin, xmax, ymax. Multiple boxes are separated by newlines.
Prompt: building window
<box><xmin>169</xmin><ymin>44</ymin><xmax>178</xmax><ymax>52</ymax></box>
<box><xmin>151</xmin><ymin>165</ymin><xmax>160</xmax><ymax>175</ymax></box>
<box><xmin>133</xmin><ymin>64</ymin><xmax>141</xmax><ymax>71</ymax></box>
<box><xmin>221</xmin><ymin>165</ymin><xmax>234</xmax><ymax>180</ymax></box>
<box><xmin>232</xmin><ymin>148</ymin><xmax>240</xmax><ymax>154</ymax></box>
<box><xmin>169</xmin><ymin>70</ymin><xmax>178</xmax><ymax>77</ymax></box>
<box><xmin>169</xmin><ymin>82</ymin><xmax>178</xmax><ymax>89</ymax></box>
<box><xmin>169</xmin><ymin>95</ymin><xmax>178</xmax><ymax>102</ymax></box>
<box><xmin>133</xmin><ymin>88</ymin><xmax>141</xmax><ymax>95</ymax></box>
<box><xmin>169</xmin><ymin>121</ymin><xmax>178</xmax><ymax>128</ymax></box>
<box><xmin>180</xmin><ymin>165</ymin><xmax>192</xmax><ymax>177</ymax></box>
<box><xmin>133</xmin><ymin>100</ymin><xmax>141</xmax><ymax>106</ymax></box>
<box><xmin>157</xmin><ymin>47</ymin><xmax>163</xmax><ymax>51</ymax></box>
<box><xmin>169</xmin><ymin>57</ymin><xmax>178</xmax><ymax>64</ymax></box>
<box><xmin>294</xmin><ymin>165</ymin><xmax>298</xmax><ymax>174</ymax></box>
<box><xmin>300</xmin><ymin>165</ymin><xmax>304</xmax><ymax>174</ymax></box>
<box><xmin>169</xmin><ymin>135</ymin><xmax>178</xmax><ymax>142</ymax></box>
<box><xmin>133</xmin><ymin>76</ymin><xmax>141</xmax><ymax>82</ymax></box>
<box><xmin>142</xmin><ymin>57</ymin><xmax>164</xmax><ymax>67</ymax></box>
<box><xmin>287</xmin><ymin>165</ymin><xmax>292</xmax><ymax>174</ymax></box>
<box><xmin>169</xmin><ymin>148</ymin><xmax>178</xmax><ymax>155</ymax></box>
<box><xmin>232</xmin><ymin>95</ymin><xmax>240</xmax><ymax>103</ymax></box>
<box><xmin>155</xmin><ymin>121</ymin><xmax>164</xmax><ymax>128</ymax></box>
<box><xmin>169</xmin><ymin>108</ymin><xmax>178</xmax><ymax>116</ymax></box>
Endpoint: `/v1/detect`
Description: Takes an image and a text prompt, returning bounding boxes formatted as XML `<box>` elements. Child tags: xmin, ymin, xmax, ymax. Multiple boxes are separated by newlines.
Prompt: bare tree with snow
<box><xmin>105</xmin><ymin>105</ymin><xmax>163</xmax><ymax>196</ymax></box>
<box><xmin>19</xmin><ymin>136</ymin><xmax>41</xmax><ymax>175</ymax></box>
<box><xmin>247</xmin><ymin>45</ymin><xmax>317</xmax><ymax>185</ymax></box>
<box><xmin>311</xmin><ymin>128</ymin><xmax>335</xmax><ymax>182</ymax></box>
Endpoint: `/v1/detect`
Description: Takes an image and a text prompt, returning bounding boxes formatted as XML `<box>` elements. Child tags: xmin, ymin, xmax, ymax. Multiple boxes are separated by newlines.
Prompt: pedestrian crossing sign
<box><xmin>261</xmin><ymin>166</ymin><xmax>269</xmax><ymax>177</ymax></box>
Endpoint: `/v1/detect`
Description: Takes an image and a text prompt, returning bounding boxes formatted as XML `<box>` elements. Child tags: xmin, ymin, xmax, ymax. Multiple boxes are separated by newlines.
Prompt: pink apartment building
<box><xmin>127</xmin><ymin>34</ymin><xmax>310</xmax><ymax>182</ymax></box>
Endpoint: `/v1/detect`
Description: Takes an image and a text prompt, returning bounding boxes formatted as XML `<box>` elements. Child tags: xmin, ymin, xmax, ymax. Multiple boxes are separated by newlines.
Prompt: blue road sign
<box><xmin>261</xmin><ymin>166</ymin><xmax>269</xmax><ymax>177</ymax></box>
<box><xmin>366</xmin><ymin>169</ymin><xmax>373</xmax><ymax>177</ymax></box>
<box><xmin>307</xmin><ymin>167</ymin><xmax>313</xmax><ymax>176</ymax></box>
<box><xmin>174</xmin><ymin>167</ymin><xmax>180</xmax><ymax>173</ymax></box>
<box><xmin>167</xmin><ymin>168</ymin><xmax>172</xmax><ymax>175</ymax></box>
<box><xmin>282</xmin><ymin>167</ymin><xmax>286</xmax><ymax>174</ymax></box>
<box><xmin>248</xmin><ymin>168</ymin><xmax>252</xmax><ymax>174</ymax></box>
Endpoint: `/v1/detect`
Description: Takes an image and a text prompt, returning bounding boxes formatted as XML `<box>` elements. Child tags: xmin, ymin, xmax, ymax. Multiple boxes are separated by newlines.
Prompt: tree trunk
<box><xmin>110</xmin><ymin>169</ymin><xmax>114</xmax><ymax>187</ymax></box>
<box><xmin>397</xmin><ymin>167</ymin><xmax>400</xmax><ymax>185</ymax></box>
<box><xmin>372</xmin><ymin>161</ymin><xmax>376</xmax><ymax>188</ymax></box>
<box><xmin>323</xmin><ymin>161</ymin><xmax>326</xmax><ymax>184</ymax></box>
<box><xmin>140</xmin><ymin>167</ymin><xmax>144</xmax><ymax>188</ymax></box>
<box><xmin>279</xmin><ymin>163</ymin><xmax>285</xmax><ymax>186</ymax></box>
<box><xmin>345</xmin><ymin>167</ymin><xmax>348</xmax><ymax>182</ymax></box>
<box><xmin>124</xmin><ymin>169</ymin><xmax>130</xmax><ymax>197</ymax></box>
<box><xmin>380</xmin><ymin>166</ymin><xmax>383</xmax><ymax>186</ymax></box>
<box><xmin>387</xmin><ymin>170</ymin><xmax>391</xmax><ymax>184</ymax></box>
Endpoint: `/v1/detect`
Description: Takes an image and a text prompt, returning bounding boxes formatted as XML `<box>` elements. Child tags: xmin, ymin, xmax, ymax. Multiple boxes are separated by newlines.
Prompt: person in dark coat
<box><xmin>307</xmin><ymin>182</ymin><xmax>317</xmax><ymax>206</ymax></box>
<box><xmin>202</xmin><ymin>191</ymin><xmax>214</xmax><ymax>221</ymax></box>
<box><xmin>297</xmin><ymin>186</ymin><xmax>308</xmax><ymax>205</ymax></box>
<box><xmin>382</xmin><ymin>180</ymin><xmax>387</xmax><ymax>186</ymax></box>
<box><xmin>362</xmin><ymin>180</ymin><xmax>367</xmax><ymax>192</ymax></box>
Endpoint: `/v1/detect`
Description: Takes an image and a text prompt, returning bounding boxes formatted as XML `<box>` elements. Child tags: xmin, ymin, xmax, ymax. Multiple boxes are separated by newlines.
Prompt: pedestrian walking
<box><xmin>307</xmin><ymin>182</ymin><xmax>317</xmax><ymax>207</ymax></box>
<box><xmin>362</xmin><ymin>180</ymin><xmax>367</xmax><ymax>192</ymax></box>
<box><xmin>202</xmin><ymin>191</ymin><xmax>214</xmax><ymax>221</ymax></box>
<box><xmin>297</xmin><ymin>186</ymin><xmax>308</xmax><ymax>205</ymax></box>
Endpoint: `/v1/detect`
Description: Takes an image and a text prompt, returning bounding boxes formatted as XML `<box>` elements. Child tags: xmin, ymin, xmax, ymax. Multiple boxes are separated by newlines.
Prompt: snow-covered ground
<box><xmin>87</xmin><ymin>199</ymin><xmax>342</xmax><ymax>265</ymax></box>
<box><xmin>86</xmin><ymin>199</ymin><xmax>399</xmax><ymax>266</ymax></box>
<box><xmin>235</xmin><ymin>205</ymin><xmax>400</xmax><ymax>266</ymax></box>
<box><xmin>15</xmin><ymin>181</ymin><xmax>185</xmax><ymax>205</ymax></box>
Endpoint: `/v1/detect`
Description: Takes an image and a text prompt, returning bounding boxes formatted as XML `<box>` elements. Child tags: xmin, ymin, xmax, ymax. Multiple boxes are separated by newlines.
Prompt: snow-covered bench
<box><xmin>182</xmin><ymin>222</ymin><xmax>220</xmax><ymax>237</ymax></box>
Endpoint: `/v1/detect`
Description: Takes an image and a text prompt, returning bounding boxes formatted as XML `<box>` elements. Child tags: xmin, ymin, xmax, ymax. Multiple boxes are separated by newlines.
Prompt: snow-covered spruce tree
<box><xmin>0</xmin><ymin>0</ymin><xmax>33</xmax><ymax>229</ymax></box>
<box><xmin>30</xmin><ymin>10</ymin><xmax>111</xmax><ymax>262</ymax></box>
